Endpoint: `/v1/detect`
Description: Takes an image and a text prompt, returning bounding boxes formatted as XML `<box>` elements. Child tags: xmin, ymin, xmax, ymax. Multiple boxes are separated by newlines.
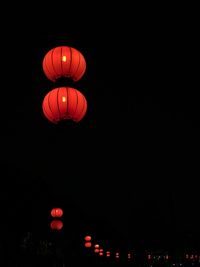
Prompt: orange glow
<box><xmin>94</xmin><ymin>244</ymin><xmax>99</xmax><ymax>248</ymax></box>
<box><xmin>94</xmin><ymin>249</ymin><xmax>99</xmax><ymax>253</ymax></box>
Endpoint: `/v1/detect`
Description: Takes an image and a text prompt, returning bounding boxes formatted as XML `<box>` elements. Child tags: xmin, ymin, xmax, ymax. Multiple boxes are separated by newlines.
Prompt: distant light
<box><xmin>106</xmin><ymin>251</ymin><xmax>110</xmax><ymax>257</ymax></box>
<box><xmin>148</xmin><ymin>254</ymin><xmax>151</xmax><ymax>260</ymax></box>
<box><xmin>84</xmin><ymin>235</ymin><xmax>92</xmax><ymax>242</ymax></box>
<box><xmin>84</xmin><ymin>242</ymin><xmax>92</xmax><ymax>248</ymax></box>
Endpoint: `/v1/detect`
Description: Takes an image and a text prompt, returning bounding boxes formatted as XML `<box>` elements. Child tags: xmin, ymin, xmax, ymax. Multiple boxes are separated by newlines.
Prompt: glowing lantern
<box><xmin>50</xmin><ymin>208</ymin><xmax>63</xmax><ymax>217</ymax></box>
<box><xmin>94</xmin><ymin>244</ymin><xmax>99</xmax><ymax>248</ymax></box>
<box><xmin>50</xmin><ymin>220</ymin><xmax>63</xmax><ymax>230</ymax></box>
<box><xmin>84</xmin><ymin>242</ymin><xmax>92</xmax><ymax>248</ymax></box>
<box><xmin>84</xmin><ymin>235</ymin><xmax>92</xmax><ymax>241</ymax></box>
<box><xmin>94</xmin><ymin>249</ymin><xmax>99</xmax><ymax>253</ymax></box>
<box><xmin>42</xmin><ymin>46</ymin><xmax>86</xmax><ymax>82</ymax></box>
<box><xmin>42</xmin><ymin>87</ymin><xmax>87</xmax><ymax>123</ymax></box>
<box><xmin>106</xmin><ymin>251</ymin><xmax>110</xmax><ymax>257</ymax></box>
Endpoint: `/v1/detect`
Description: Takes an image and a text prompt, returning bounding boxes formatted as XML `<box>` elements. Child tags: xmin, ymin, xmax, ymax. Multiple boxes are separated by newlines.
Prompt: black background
<box><xmin>0</xmin><ymin>1</ymin><xmax>199</xmax><ymax>260</ymax></box>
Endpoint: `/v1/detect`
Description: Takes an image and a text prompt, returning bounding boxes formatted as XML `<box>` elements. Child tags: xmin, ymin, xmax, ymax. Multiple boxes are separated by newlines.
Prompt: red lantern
<box><xmin>50</xmin><ymin>220</ymin><xmax>63</xmax><ymax>230</ymax></box>
<box><xmin>106</xmin><ymin>251</ymin><xmax>110</xmax><ymax>257</ymax></box>
<box><xmin>84</xmin><ymin>242</ymin><xmax>92</xmax><ymax>248</ymax></box>
<box><xmin>42</xmin><ymin>46</ymin><xmax>86</xmax><ymax>82</ymax></box>
<box><xmin>50</xmin><ymin>208</ymin><xmax>63</xmax><ymax>217</ymax></box>
<box><xmin>84</xmin><ymin>235</ymin><xmax>91</xmax><ymax>241</ymax></box>
<box><xmin>42</xmin><ymin>87</ymin><xmax>87</xmax><ymax>123</ymax></box>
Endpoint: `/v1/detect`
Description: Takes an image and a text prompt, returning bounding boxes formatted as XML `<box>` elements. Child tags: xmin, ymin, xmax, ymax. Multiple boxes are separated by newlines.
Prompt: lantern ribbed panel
<box><xmin>42</xmin><ymin>46</ymin><xmax>86</xmax><ymax>82</ymax></box>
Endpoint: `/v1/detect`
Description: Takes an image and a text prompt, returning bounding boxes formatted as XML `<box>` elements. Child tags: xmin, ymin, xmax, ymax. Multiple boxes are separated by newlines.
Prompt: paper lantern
<box><xmin>42</xmin><ymin>46</ymin><xmax>86</xmax><ymax>82</ymax></box>
<box><xmin>50</xmin><ymin>220</ymin><xmax>63</xmax><ymax>230</ymax></box>
<box><xmin>84</xmin><ymin>242</ymin><xmax>92</xmax><ymax>248</ymax></box>
<box><xmin>84</xmin><ymin>235</ymin><xmax>91</xmax><ymax>241</ymax></box>
<box><xmin>50</xmin><ymin>208</ymin><xmax>63</xmax><ymax>217</ymax></box>
<box><xmin>42</xmin><ymin>87</ymin><xmax>87</xmax><ymax>123</ymax></box>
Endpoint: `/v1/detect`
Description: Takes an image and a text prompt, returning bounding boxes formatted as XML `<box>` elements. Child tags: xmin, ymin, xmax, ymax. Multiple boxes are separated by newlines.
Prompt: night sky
<box><xmin>0</xmin><ymin>2</ymin><xmax>199</xmax><ymax>257</ymax></box>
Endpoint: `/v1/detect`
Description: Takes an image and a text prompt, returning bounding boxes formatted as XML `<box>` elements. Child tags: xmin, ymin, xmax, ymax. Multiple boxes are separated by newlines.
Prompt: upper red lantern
<box><xmin>51</xmin><ymin>208</ymin><xmax>63</xmax><ymax>218</ymax></box>
<box><xmin>84</xmin><ymin>235</ymin><xmax>92</xmax><ymax>241</ymax></box>
<box><xmin>42</xmin><ymin>46</ymin><xmax>86</xmax><ymax>82</ymax></box>
<box><xmin>42</xmin><ymin>87</ymin><xmax>87</xmax><ymax>123</ymax></box>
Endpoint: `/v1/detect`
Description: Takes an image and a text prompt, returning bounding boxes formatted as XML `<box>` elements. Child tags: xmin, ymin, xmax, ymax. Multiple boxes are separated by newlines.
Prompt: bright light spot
<box><xmin>62</xmin><ymin>96</ymin><xmax>66</xmax><ymax>102</ymax></box>
<box><xmin>62</xmin><ymin>55</ymin><xmax>67</xmax><ymax>62</ymax></box>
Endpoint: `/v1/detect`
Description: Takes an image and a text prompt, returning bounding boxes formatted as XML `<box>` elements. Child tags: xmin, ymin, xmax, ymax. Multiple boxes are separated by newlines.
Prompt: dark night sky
<box><xmin>0</xmin><ymin>2</ymin><xmax>199</xmax><ymax>252</ymax></box>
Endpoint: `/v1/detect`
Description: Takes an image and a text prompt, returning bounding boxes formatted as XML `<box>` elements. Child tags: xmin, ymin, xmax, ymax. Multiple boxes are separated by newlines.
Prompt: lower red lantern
<box><xmin>42</xmin><ymin>87</ymin><xmax>87</xmax><ymax>123</ymax></box>
<box><xmin>50</xmin><ymin>220</ymin><xmax>63</xmax><ymax>230</ymax></box>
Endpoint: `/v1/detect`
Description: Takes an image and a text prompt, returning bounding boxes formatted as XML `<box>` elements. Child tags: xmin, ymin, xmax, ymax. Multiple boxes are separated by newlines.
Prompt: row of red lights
<box><xmin>83</xmin><ymin>235</ymin><xmax>200</xmax><ymax>262</ymax></box>
<box><xmin>49</xmin><ymin>210</ymin><xmax>200</xmax><ymax>261</ymax></box>
<box><xmin>83</xmin><ymin>235</ymin><xmax>130</xmax><ymax>260</ymax></box>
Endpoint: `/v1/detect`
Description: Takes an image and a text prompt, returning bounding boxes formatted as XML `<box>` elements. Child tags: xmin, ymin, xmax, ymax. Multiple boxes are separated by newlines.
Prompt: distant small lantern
<box><xmin>84</xmin><ymin>235</ymin><xmax>92</xmax><ymax>241</ymax></box>
<box><xmin>42</xmin><ymin>87</ymin><xmax>87</xmax><ymax>123</ymax></box>
<box><xmin>50</xmin><ymin>220</ymin><xmax>63</xmax><ymax>230</ymax></box>
<box><xmin>106</xmin><ymin>251</ymin><xmax>110</xmax><ymax>257</ymax></box>
<box><xmin>42</xmin><ymin>46</ymin><xmax>86</xmax><ymax>82</ymax></box>
<box><xmin>51</xmin><ymin>208</ymin><xmax>63</xmax><ymax>218</ymax></box>
<box><xmin>84</xmin><ymin>242</ymin><xmax>92</xmax><ymax>248</ymax></box>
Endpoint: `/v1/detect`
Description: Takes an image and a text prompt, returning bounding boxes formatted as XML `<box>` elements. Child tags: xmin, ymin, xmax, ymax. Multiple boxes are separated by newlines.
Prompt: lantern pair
<box><xmin>42</xmin><ymin>46</ymin><xmax>87</xmax><ymax>123</ymax></box>
<box><xmin>50</xmin><ymin>208</ymin><xmax>63</xmax><ymax>231</ymax></box>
